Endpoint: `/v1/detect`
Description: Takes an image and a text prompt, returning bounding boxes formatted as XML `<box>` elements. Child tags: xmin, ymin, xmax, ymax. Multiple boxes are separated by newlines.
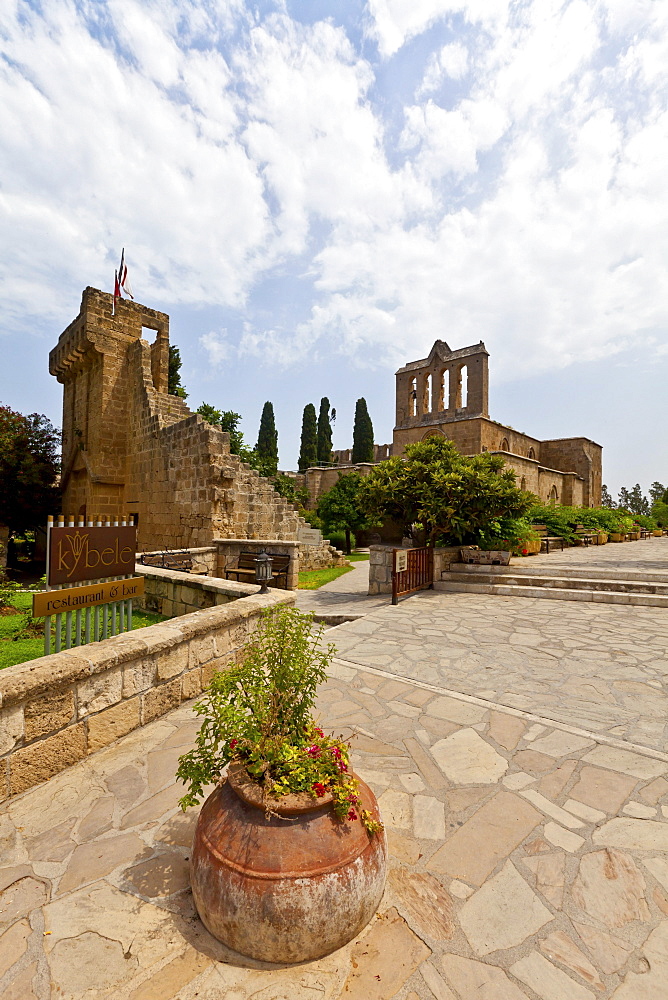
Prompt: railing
<box><xmin>391</xmin><ymin>547</ymin><xmax>433</xmax><ymax>605</ymax></box>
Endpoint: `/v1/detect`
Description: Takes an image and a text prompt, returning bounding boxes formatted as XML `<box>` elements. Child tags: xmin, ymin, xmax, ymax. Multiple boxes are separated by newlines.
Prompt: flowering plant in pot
<box><xmin>176</xmin><ymin>605</ymin><xmax>386</xmax><ymax>964</ymax></box>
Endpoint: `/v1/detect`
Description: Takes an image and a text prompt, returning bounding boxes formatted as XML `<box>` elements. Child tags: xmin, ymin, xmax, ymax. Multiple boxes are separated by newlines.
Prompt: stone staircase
<box><xmin>436</xmin><ymin>563</ymin><xmax>668</xmax><ymax>607</ymax></box>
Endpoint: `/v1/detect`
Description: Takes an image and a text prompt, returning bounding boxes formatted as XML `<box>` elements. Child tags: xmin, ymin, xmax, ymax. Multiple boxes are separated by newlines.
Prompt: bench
<box><xmin>140</xmin><ymin>551</ymin><xmax>206</xmax><ymax>574</ymax></box>
<box><xmin>224</xmin><ymin>551</ymin><xmax>291</xmax><ymax>589</ymax></box>
<box><xmin>532</xmin><ymin>525</ymin><xmax>566</xmax><ymax>554</ymax></box>
<box><xmin>573</xmin><ymin>527</ymin><xmax>601</xmax><ymax>547</ymax></box>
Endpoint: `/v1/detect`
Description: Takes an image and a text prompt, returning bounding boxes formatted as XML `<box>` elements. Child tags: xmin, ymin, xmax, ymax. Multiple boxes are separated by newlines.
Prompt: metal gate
<box><xmin>391</xmin><ymin>546</ymin><xmax>433</xmax><ymax>605</ymax></box>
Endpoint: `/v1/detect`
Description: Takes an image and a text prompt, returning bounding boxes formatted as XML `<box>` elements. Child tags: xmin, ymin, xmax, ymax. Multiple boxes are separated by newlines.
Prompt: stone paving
<box><xmin>295</xmin><ymin>559</ymin><xmax>387</xmax><ymax>621</ymax></box>
<box><xmin>3</xmin><ymin>658</ymin><xmax>668</xmax><ymax>999</ymax></box>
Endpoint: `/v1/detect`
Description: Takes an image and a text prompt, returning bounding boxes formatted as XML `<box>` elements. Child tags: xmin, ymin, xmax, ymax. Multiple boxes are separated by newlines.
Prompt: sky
<box><xmin>1</xmin><ymin>0</ymin><xmax>667</xmax><ymax>499</ymax></box>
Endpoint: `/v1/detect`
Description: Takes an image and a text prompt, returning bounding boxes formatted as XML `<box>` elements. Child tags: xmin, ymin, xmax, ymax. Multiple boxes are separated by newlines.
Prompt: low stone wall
<box><xmin>368</xmin><ymin>544</ymin><xmax>461</xmax><ymax>594</ymax></box>
<box><xmin>137</xmin><ymin>546</ymin><xmax>218</xmax><ymax>575</ymax></box>
<box><xmin>137</xmin><ymin>563</ymin><xmax>255</xmax><ymax>617</ymax></box>
<box><xmin>299</xmin><ymin>541</ymin><xmax>348</xmax><ymax>572</ymax></box>
<box><xmin>0</xmin><ymin>589</ymin><xmax>292</xmax><ymax>802</ymax></box>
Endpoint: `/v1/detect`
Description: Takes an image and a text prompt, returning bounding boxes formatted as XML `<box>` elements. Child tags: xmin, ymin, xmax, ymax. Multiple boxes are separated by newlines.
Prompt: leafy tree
<box><xmin>298</xmin><ymin>403</ymin><xmax>318</xmax><ymax>472</ymax></box>
<box><xmin>317</xmin><ymin>471</ymin><xmax>372</xmax><ymax>554</ymax></box>
<box><xmin>0</xmin><ymin>405</ymin><xmax>61</xmax><ymax>532</ymax></box>
<box><xmin>627</xmin><ymin>484</ymin><xmax>650</xmax><ymax>516</ymax></box>
<box><xmin>649</xmin><ymin>482</ymin><xmax>666</xmax><ymax>504</ymax></box>
<box><xmin>352</xmin><ymin>398</ymin><xmax>374</xmax><ymax>464</ymax></box>
<box><xmin>617</xmin><ymin>486</ymin><xmax>631</xmax><ymax>510</ymax></box>
<box><xmin>273</xmin><ymin>473</ymin><xmax>310</xmax><ymax>509</ymax></box>
<box><xmin>600</xmin><ymin>484</ymin><xmax>615</xmax><ymax>507</ymax></box>
<box><xmin>168</xmin><ymin>345</ymin><xmax>188</xmax><ymax>399</ymax></box>
<box><xmin>256</xmin><ymin>402</ymin><xmax>278</xmax><ymax>477</ymax></box>
<box><xmin>196</xmin><ymin>404</ymin><xmax>255</xmax><ymax>461</ymax></box>
<box><xmin>358</xmin><ymin>436</ymin><xmax>532</xmax><ymax>546</ymax></box>
<box><xmin>317</xmin><ymin>397</ymin><xmax>333</xmax><ymax>464</ymax></box>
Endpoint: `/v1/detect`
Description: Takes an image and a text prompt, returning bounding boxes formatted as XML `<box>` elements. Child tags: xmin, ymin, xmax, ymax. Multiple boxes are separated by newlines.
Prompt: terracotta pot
<box><xmin>190</xmin><ymin>763</ymin><xmax>387</xmax><ymax>963</ymax></box>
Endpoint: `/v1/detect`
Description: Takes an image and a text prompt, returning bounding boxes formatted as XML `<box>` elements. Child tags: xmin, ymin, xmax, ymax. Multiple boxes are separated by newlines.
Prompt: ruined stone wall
<box><xmin>540</xmin><ymin>438</ymin><xmax>602</xmax><ymax>507</ymax></box>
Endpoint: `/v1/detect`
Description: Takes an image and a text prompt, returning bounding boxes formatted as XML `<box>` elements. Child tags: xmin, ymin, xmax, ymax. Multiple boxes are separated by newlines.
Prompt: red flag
<box><xmin>114</xmin><ymin>269</ymin><xmax>121</xmax><ymax>300</ymax></box>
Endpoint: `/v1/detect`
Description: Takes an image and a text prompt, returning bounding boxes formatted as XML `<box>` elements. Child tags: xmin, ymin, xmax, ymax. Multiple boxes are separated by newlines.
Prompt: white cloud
<box><xmin>419</xmin><ymin>42</ymin><xmax>469</xmax><ymax>94</ymax></box>
<box><xmin>199</xmin><ymin>329</ymin><xmax>232</xmax><ymax>367</ymax></box>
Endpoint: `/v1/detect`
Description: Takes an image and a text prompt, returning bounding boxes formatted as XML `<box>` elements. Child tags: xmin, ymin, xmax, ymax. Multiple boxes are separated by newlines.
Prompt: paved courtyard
<box><xmin>2</xmin><ymin>538</ymin><xmax>668</xmax><ymax>999</ymax></box>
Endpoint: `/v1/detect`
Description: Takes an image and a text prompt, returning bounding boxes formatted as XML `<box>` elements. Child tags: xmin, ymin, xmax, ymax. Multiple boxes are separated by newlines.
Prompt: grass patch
<box><xmin>0</xmin><ymin>592</ymin><xmax>168</xmax><ymax>670</ymax></box>
<box><xmin>297</xmin><ymin>565</ymin><xmax>354</xmax><ymax>590</ymax></box>
<box><xmin>347</xmin><ymin>552</ymin><xmax>370</xmax><ymax>562</ymax></box>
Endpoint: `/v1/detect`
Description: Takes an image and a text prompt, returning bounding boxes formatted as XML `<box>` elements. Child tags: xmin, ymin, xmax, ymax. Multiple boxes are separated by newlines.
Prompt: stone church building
<box><xmin>323</xmin><ymin>340</ymin><xmax>602</xmax><ymax>508</ymax></box>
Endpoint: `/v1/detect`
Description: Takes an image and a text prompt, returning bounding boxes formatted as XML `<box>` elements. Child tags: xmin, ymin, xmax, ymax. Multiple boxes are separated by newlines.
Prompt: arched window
<box><xmin>500</xmin><ymin>438</ymin><xmax>509</xmax><ymax>452</ymax></box>
<box><xmin>439</xmin><ymin>369</ymin><xmax>449</xmax><ymax>410</ymax></box>
<box><xmin>424</xmin><ymin>373</ymin><xmax>432</xmax><ymax>413</ymax></box>
<box><xmin>549</xmin><ymin>486</ymin><xmax>558</xmax><ymax>504</ymax></box>
<box><xmin>410</xmin><ymin>377</ymin><xmax>417</xmax><ymax>417</ymax></box>
<box><xmin>460</xmin><ymin>365</ymin><xmax>468</xmax><ymax>407</ymax></box>
<box><xmin>528</xmin><ymin>447</ymin><xmax>536</xmax><ymax>460</ymax></box>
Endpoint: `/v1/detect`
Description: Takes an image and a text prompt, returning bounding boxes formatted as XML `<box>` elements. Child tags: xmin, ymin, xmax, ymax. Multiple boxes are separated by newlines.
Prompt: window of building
<box><xmin>410</xmin><ymin>377</ymin><xmax>417</xmax><ymax>417</ymax></box>
<box><xmin>500</xmin><ymin>438</ymin><xmax>509</xmax><ymax>451</ymax></box>
<box><xmin>460</xmin><ymin>365</ymin><xmax>468</xmax><ymax>407</ymax></box>
<box><xmin>528</xmin><ymin>447</ymin><xmax>535</xmax><ymax>460</ymax></box>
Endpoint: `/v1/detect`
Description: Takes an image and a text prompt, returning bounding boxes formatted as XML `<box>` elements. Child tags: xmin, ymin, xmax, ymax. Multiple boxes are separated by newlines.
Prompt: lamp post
<box><xmin>254</xmin><ymin>550</ymin><xmax>274</xmax><ymax>594</ymax></box>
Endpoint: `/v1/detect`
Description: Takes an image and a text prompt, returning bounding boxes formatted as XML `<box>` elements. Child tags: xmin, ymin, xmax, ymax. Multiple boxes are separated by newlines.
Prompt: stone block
<box><xmin>87</xmin><ymin>698</ymin><xmax>140</xmax><ymax>752</ymax></box>
<box><xmin>181</xmin><ymin>669</ymin><xmax>203</xmax><ymax>700</ymax></box>
<box><xmin>142</xmin><ymin>679</ymin><xmax>181</xmax><ymax>724</ymax></box>
<box><xmin>24</xmin><ymin>688</ymin><xmax>74</xmax><ymax>741</ymax></box>
<box><xmin>0</xmin><ymin>705</ymin><xmax>24</xmax><ymax>754</ymax></box>
<box><xmin>9</xmin><ymin>723</ymin><xmax>87</xmax><ymax>796</ymax></box>
<box><xmin>122</xmin><ymin>660</ymin><xmax>157</xmax><ymax>698</ymax></box>
<box><xmin>155</xmin><ymin>643</ymin><xmax>189</xmax><ymax>681</ymax></box>
<box><xmin>77</xmin><ymin>667</ymin><xmax>122</xmax><ymax>717</ymax></box>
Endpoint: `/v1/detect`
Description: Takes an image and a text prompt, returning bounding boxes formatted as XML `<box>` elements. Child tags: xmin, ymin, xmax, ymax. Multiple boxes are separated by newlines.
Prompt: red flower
<box><xmin>314</xmin><ymin>727</ymin><xmax>324</xmax><ymax>737</ymax></box>
<box><xmin>229</xmin><ymin>739</ymin><xmax>238</xmax><ymax>751</ymax></box>
<box><xmin>330</xmin><ymin>746</ymin><xmax>342</xmax><ymax>760</ymax></box>
<box><xmin>522</xmin><ymin>549</ymin><xmax>528</xmax><ymax>556</ymax></box>
<box><xmin>336</xmin><ymin>761</ymin><xmax>348</xmax><ymax>772</ymax></box>
<box><xmin>347</xmin><ymin>808</ymin><xmax>358</xmax><ymax>821</ymax></box>
<box><xmin>312</xmin><ymin>782</ymin><xmax>327</xmax><ymax>797</ymax></box>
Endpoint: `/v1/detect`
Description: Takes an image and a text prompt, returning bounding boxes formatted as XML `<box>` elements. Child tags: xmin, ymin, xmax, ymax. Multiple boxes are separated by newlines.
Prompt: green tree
<box><xmin>196</xmin><ymin>404</ymin><xmax>254</xmax><ymax>461</ymax></box>
<box><xmin>352</xmin><ymin>398</ymin><xmax>374</xmax><ymax>464</ymax></box>
<box><xmin>649</xmin><ymin>482</ymin><xmax>666</xmax><ymax>504</ymax></box>
<box><xmin>0</xmin><ymin>405</ymin><xmax>61</xmax><ymax>532</ymax></box>
<box><xmin>256</xmin><ymin>402</ymin><xmax>278</xmax><ymax>477</ymax></box>
<box><xmin>601</xmin><ymin>484</ymin><xmax>615</xmax><ymax>507</ymax></box>
<box><xmin>317</xmin><ymin>471</ymin><xmax>371</xmax><ymax>554</ymax></box>
<box><xmin>317</xmin><ymin>397</ymin><xmax>333</xmax><ymax>464</ymax></box>
<box><xmin>358</xmin><ymin>436</ymin><xmax>532</xmax><ymax>546</ymax></box>
<box><xmin>298</xmin><ymin>404</ymin><xmax>318</xmax><ymax>472</ymax></box>
<box><xmin>617</xmin><ymin>486</ymin><xmax>631</xmax><ymax>510</ymax></box>
<box><xmin>168</xmin><ymin>345</ymin><xmax>188</xmax><ymax>399</ymax></box>
<box><xmin>627</xmin><ymin>484</ymin><xmax>649</xmax><ymax>516</ymax></box>
<box><xmin>273</xmin><ymin>473</ymin><xmax>310</xmax><ymax>509</ymax></box>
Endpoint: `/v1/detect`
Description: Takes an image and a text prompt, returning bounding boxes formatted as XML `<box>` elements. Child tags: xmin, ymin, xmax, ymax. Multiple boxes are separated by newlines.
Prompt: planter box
<box><xmin>610</xmin><ymin>533</ymin><xmax>625</xmax><ymax>542</ymax></box>
<box><xmin>598</xmin><ymin>533</ymin><xmax>608</xmax><ymax>544</ymax></box>
<box><xmin>653</xmin><ymin>530</ymin><xmax>663</xmax><ymax>537</ymax></box>
<box><xmin>460</xmin><ymin>547</ymin><xmax>511</xmax><ymax>566</ymax></box>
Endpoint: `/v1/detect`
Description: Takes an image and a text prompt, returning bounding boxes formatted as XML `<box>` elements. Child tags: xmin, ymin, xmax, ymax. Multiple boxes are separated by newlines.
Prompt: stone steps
<box><xmin>453</xmin><ymin>562</ymin><xmax>668</xmax><ymax>585</ymax></box>
<box><xmin>436</xmin><ymin>570</ymin><xmax>668</xmax><ymax>607</ymax></box>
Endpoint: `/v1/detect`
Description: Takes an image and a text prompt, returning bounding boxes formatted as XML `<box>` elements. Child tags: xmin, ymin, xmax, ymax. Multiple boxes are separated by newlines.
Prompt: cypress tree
<box><xmin>298</xmin><ymin>404</ymin><xmax>318</xmax><ymax>472</ymax></box>
<box><xmin>352</xmin><ymin>398</ymin><xmax>374</xmax><ymax>463</ymax></box>
<box><xmin>168</xmin><ymin>345</ymin><xmax>188</xmax><ymax>399</ymax></box>
<box><xmin>317</xmin><ymin>397</ymin><xmax>333</xmax><ymax>464</ymax></box>
<box><xmin>256</xmin><ymin>402</ymin><xmax>278</xmax><ymax>476</ymax></box>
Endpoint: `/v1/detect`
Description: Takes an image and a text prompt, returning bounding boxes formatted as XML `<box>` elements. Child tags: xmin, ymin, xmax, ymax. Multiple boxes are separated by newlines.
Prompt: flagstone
<box><xmin>444</xmin><ymin>787</ymin><xmax>489</xmax><ymax>814</ymax></box>
<box><xmin>413</xmin><ymin>795</ymin><xmax>445</xmax><ymax>840</ymax></box>
<box><xmin>25</xmin><ymin>818</ymin><xmax>76</xmax><ymax>862</ymax></box>
<box><xmin>120</xmin><ymin>784</ymin><xmax>184</xmax><ymax>829</ymax></box>
<box><xmin>638</xmin><ymin>776</ymin><xmax>668</xmax><ymax>805</ymax></box>
<box><xmin>459</xmin><ymin>861</ymin><xmax>553</xmax><ymax>956</ymax></box>
<box><xmin>571</xmin><ymin>848</ymin><xmax>650</xmax><ymax>928</ymax></box>
<box><xmin>3</xmin><ymin>959</ymin><xmax>38</xmax><ymax>1000</ymax></box>
<box><xmin>427</xmin><ymin>791</ymin><xmax>541</xmax><ymax>886</ymax></box>
<box><xmin>340</xmin><ymin>908</ymin><xmax>431</xmax><ymax>1000</ymax></box>
<box><xmin>564</xmin><ymin>799</ymin><xmax>606</xmax><ymax>824</ymax></box>
<box><xmin>77</xmin><ymin>795</ymin><xmax>116</xmax><ymax>841</ymax></box>
<box><xmin>425</xmin><ymin>696</ymin><xmax>487</xmax><ymax>725</ymax></box>
<box><xmin>582</xmin><ymin>746</ymin><xmax>667</xmax><ymax>780</ymax></box>
<box><xmin>0</xmin><ymin>875</ymin><xmax>48</xmax><ymax>930</ymax></box>
<box><xmin>569</xmin><ymin>766</ymin><xmax>637</xmax><ymax>813</ymax></box>
<box><xmin>522</xmin><ymin>723</ymin><xmax>546</xmax><ymax>742</ymax></box>
<box><xmin>421</xmin><ymin>961</ymin><xmax>456</xmax><ymax>1000</ymax></box>
<box><xmin>622</xmin><ymin>801</ymin><xmax>657</xmax><ymax>818</ymax></box>
<box><xmin>544</xmin><ymin>823</ymin><xmax>585</xmax><ymax>852</ymax></box>
<box><xmin>430</xmin><ymin>729</ymin><xmax>508</xmax><ymax>785</ymax></box>
<box><xmin>523</xmin><ymin>852</ymin><xmax>565</xmax><ymax>908</ymax></box>
<box><xmin>449</xmin><ymin>879</ymin><xmax>474</xmax><ymax>899</ymax></box>
<box><xmin>154</xmin><ymin>811</ymin><xmax>197</xmax><ymax>848</ymax></box>
<box><xmin>538</xmin><ymin>760</ymin><xmax>579</xmax><ymax>799</ymax></box>
<box><xmin>0</xmin><ymin>917</ymin><xmax>30</xmax><ymax>979</ymax></box>
<box><xmin>529</xmin><ymin>731</ymin><xmax>595</xmax><ymax>758</ymax></box>
<box><xmin>642</xmin><ymin>856</ymin><xmax>668</xmax><ymax>893</ymax></box>
<box><xmin>388</xmin><ymin>869</ymin><xmax>455</xmax><ymax>941</ymax></box>
<box><xmin>593</xmin><ymin>817</ymin><xmax>668</xmax><ymax>852</ymax></box>
<box><xmin>49</xmin><ymin>929</ymin><xmax>140</xmax><ymax>996</ymax></box>
<box><xmin>440</xmin><ymin>954</ymin><xmax>529</xmax><ymax>1000</ymax></box>
<box><xmin>610</xmin><ymin>920</ymin><xmax>668</xmax><ymax>999</ymax></box>
<box><xmin>572</xmin><ymin>920</ymin><xmax>634</xmax><ymax>975</ymax></box>
<box><xmin>124</xmin><ymin>852</ymin><xmax>190</xmax><ymax>898</ymax></box>
<box><xmin>509</xmin><ymin>951</ymin><xmax>595</xmax><ymax>1000</ymax></box>
<box><xmin>399</xmin><ymin>772</ymin><xmax>425</xmax><ymax>793</ymax></box>
<box><xmin>540</xmin><ymin>930</ymin><xmax>605</xmax><ymax>990</ymax></box>
<box><xmin>502</xmin><ymin>772</ymin><xmax>535</xmax><ymax>790</ymax></box>
<box><xmin>378</xmin><ymin>789</ymin><xmax>411</xmax><ymax>830</ymax></box>
<box><xmin>513</xmin><ymin>749</ymin><xmax>557</xmax><ymax>774</ymax></box>
<box><xmin>126</xmin><ymin>945</ymin><xmax>213</xmax><ymax>1000</ymax></box>
<box><xmin>519</xmin><ymin>789</ymin><xmax>585</xmax><ymax>829</ymax></box>
<box><xmin>105</xmin><ymin>764</ymin><xmax>147</xmax><ymax>809</ymax></box>
<box><xmin>57</xmin><ymin>832</ymin><xmax>145</xmax><ymax>894</ymax></box>
<box><xmin>403</xmin><ymin>737</ymin><xmax>448</xmax><ymax>789</ymax></box>
<box><xmin>386</xmin><ymin>829</ymin><xmax>422</xmax><ymax>864</ymax></box>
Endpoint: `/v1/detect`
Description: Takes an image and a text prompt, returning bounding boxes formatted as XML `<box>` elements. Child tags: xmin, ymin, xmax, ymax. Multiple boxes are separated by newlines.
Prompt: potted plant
<box><xmin>177</xmin><ymin>605</ymin><xmax>386</xmax><ymax>964</ymax></box>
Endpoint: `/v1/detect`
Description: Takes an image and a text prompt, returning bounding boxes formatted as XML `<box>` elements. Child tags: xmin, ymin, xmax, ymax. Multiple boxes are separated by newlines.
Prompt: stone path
<box><xmin>295</xmin><ymin>558</ymin><xmax>387</xmax><ymax>622</ymax></box>
<box><xmin>520</xmin><ymin>536</ymin><xmax>668</xmax><ymax>576</ymax></box>
<box><xmin>3</xmin><ymin>662</ymin><xmax>668</xmax><ymax>999</ymax></box>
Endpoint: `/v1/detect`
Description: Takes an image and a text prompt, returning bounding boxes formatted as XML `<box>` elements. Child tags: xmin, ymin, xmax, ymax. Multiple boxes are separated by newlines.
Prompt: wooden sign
<box><xmin>394</xmin><ymin>549</ymin><xmax>408</xmax><ymax>573</ymax></box>
<box><xmin>48</xmin><ymin>525</ymin><xmax>137</xmax><ymax>585</ymax></box>
<box><xmin>33</xmin><ymin>577</ymin><xmax>144</xmax><ymax>617</ymax></box>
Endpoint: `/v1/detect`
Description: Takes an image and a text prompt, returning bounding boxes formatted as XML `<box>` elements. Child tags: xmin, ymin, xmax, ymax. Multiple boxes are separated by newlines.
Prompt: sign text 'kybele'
<box><xmin>48</xmin><ymin>525</ymin><xmax>137</xmax><ymax>585</ymax></box>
